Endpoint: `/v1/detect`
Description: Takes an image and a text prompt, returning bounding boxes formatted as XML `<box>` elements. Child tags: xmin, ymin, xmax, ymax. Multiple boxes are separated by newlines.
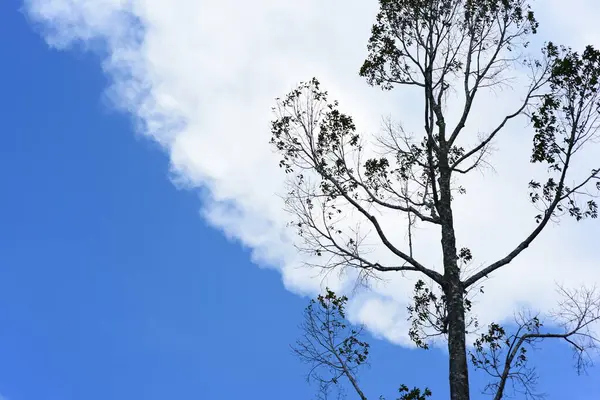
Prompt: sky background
<box><xmin>1</xmin><ymin>0</ymin><xmax>599</xmax><ymax>399</ymax></box>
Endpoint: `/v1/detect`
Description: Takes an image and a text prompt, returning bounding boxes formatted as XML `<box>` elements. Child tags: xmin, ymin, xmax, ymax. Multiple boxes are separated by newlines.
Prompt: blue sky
<box><xmin>1</xmin><ymin>0</ymin><xmax>599</xmax><ymax>399</ymax></box>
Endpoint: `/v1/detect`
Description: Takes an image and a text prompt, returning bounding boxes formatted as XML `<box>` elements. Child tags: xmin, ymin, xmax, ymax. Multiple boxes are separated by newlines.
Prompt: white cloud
<box><xmin>23</xmin><ymin>0</ymin><xmax>600</xmax><ymax>345</ymax></box>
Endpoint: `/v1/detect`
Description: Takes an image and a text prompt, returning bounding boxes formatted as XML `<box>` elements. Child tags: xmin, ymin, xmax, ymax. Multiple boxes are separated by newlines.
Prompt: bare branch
<box><xmin>451</xmin><ymin>59</ymin><xmax>550</xmax><ymax>172</ymax></box>
<box><xmin>470</xmin><ymin>286</ymin><xmax>600</xmax><ymax>400</ymax></box>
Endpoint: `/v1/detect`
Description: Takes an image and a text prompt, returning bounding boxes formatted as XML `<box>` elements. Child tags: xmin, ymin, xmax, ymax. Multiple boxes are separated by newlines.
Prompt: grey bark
<box><xmin>439</xmin><ymin>159</ymin><xmax>470</xmax><ymax>400</ymax></box>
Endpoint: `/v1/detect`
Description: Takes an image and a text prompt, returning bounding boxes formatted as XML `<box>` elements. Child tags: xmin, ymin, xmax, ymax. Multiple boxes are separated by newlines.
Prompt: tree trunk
<box><xmin>438</xmin><ymin>167</ymin><xmax>471</xmax><ymax>400</ymax></box>
<box><xmin>446</xmin><ymin>282</ymin><xmax>470</xmax><ymax>400</ymax></box>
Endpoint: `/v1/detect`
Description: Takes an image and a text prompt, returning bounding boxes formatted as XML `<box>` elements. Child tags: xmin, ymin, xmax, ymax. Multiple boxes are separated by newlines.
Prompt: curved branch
<box><xmin>322</xmin><ymin>168</ymin><xmax>443</xmax><ymax>284</ymax></box>
<box><xmin>492</xmin><ymin>287</ymin><xmax>600</xmax><ymax>400</ymax></box>
<box><xmin>451</xmin><ymin>73</ymin><xmax>548</xmax><ymax>172</ymax></box>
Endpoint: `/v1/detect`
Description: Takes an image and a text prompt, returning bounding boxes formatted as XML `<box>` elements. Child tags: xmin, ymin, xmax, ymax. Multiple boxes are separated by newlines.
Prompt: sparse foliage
<box><xmin>293</xmin><ymin>290</ymin><xmax>434</xmax><ymax>400</ymax></box>
<box><xmin>271</xmin><ymin>0</ymin><xmax>600</xmax><ymax>399</ymax></box>
<box><xmin>293</xmin><ymin>290</ymin><xmax>371</xmax><ymax>400</ymax></box>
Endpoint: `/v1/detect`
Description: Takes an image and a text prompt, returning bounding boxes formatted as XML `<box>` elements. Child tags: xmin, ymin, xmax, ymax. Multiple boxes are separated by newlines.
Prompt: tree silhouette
<box><xmin>270</xmin><ymin>1</ymin><xmax>600</xmax><ymax>399</ymax></box>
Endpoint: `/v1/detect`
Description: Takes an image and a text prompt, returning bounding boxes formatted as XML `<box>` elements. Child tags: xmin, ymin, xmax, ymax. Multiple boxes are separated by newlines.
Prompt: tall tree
<box><xmin>270</xmin><ymin>1</ymin><xmax>600</xmax><ymax>399</ymax></box>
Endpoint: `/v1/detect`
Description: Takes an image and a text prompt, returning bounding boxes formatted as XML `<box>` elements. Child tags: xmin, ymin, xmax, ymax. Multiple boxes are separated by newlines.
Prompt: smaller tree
<box><xmin>470</xmin><ymin>286</ymin><xmax>600</xmax><ymax>400</ymax></box>
<box><xmin>293</xmin><ymin>289</ymin><xmax>433</xmax><ymax>400</ymax></box>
